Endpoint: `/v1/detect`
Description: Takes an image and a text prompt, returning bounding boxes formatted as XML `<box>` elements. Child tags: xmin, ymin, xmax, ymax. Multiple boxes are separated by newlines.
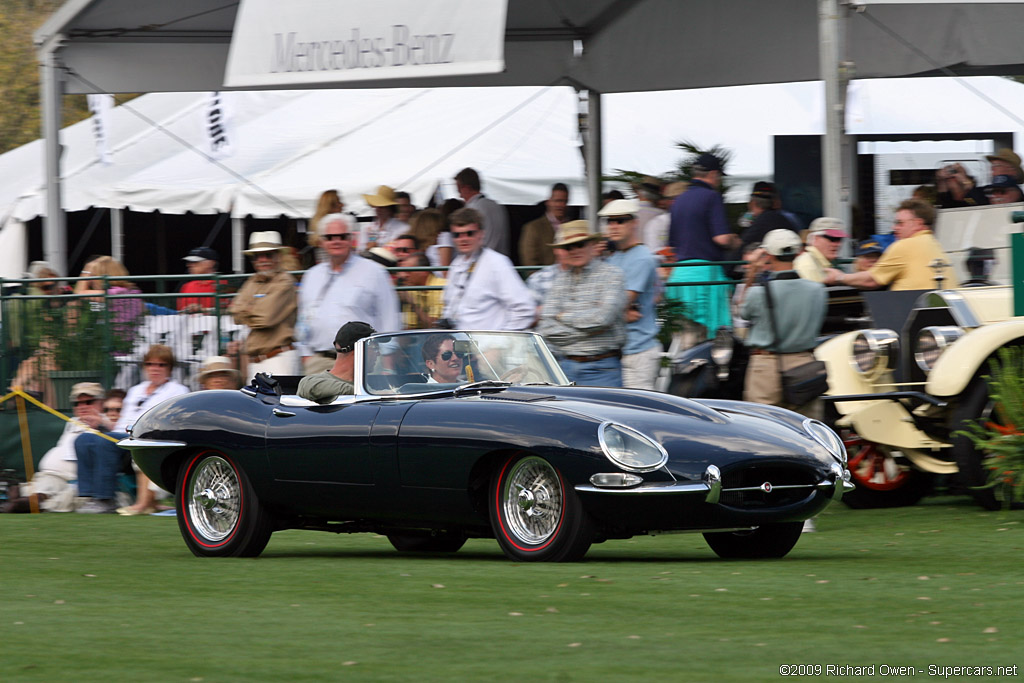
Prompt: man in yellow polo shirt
<box><xmin>824</xmin><ymin>199</ymin><xmax>956</xmax><ymax>291</ymax></box>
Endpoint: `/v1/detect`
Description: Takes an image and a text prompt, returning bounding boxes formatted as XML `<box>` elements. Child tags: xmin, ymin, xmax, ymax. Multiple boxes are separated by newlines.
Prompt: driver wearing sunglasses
<box><xmin>422</xmin><ymin>333</ymin><xmax>464</xmax><ymax>384</ymax></box>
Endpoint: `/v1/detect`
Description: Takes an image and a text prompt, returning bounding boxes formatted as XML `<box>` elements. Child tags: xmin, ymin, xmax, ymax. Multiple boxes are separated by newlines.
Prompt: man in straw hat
<box><xmin>601</xmin><ymin>199</ymin><xmax>661</xmax><ymax>390</ymax></box>
<box><xmin>197</xmin><ymin>355</ymin><xmax>242</xmax><ymax>390</ymax></box>
<box><xmin>229</xmin><ymin>231</ymin><xmax>299</xmax><ymax>379</ymax></box>
<box><xmin>536</xmin><ymin>220</ymin><xmax>626</xmax><ymax>387</ymax></box>
<box><xmin>360</xmin><ymin>185</ymin><xmax>409</xmax><ymax>250</ymax></box>
<box><xmin>297</xmin><ymin>214</ymin><xmax>400</xmax><ymax>375</ymax></box>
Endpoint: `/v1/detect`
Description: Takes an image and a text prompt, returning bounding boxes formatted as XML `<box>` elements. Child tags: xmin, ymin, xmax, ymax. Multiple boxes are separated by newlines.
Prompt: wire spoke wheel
<box><xmin>502</xmin><ymin>456</ymin><xmax>564</xmax><ymax>545</ymax></box>
<box><xmin>187</xmin><ymin>455</ymin><xmax>242</xmax><ymax>542</ymax></box>
<box><xmin>839</xmin><ymin>430</ymin><xmax>931</xmax><ymax>509</ymax></box>
<box><xmin>490</xmin><ymin>453</ymin><xmax>592</xmax><ymax>562</ymax></box>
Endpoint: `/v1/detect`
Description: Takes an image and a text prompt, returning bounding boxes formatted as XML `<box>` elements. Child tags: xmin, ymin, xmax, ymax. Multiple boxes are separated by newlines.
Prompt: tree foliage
<box><xmin>0</xmin><ymin>0</ymin><xmax>91</xmax><ymax>154</ymax></box>
<box><xmin>605</xmin><ymin>138</ymin><xmax>735</xmax><ymax>197</ymax></box>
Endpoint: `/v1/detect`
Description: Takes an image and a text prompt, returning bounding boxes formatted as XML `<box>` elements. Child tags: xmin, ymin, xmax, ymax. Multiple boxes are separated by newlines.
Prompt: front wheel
<box><xmin>841</xmin><ymin>432</ymin><xmax>933</xmax><ymax>509</ymax></box>
<box><xmin>950</xmin><ymin>378</ymin><xmax>1021</xmax><ymax>510</ymax></box>
<box><xmin>489</xmin><ymin>453</ymin><xmax>593</xmax><ymax>562</ymax></box>
<box><xmin>176</xmin><ymin>451</ymin><xmax>274</xmax><ymax>557</ymax></box>
<box><xmin>703</xmin><ymin>522</ymin><xmax>804</xmax><ymax>559</ymax></box>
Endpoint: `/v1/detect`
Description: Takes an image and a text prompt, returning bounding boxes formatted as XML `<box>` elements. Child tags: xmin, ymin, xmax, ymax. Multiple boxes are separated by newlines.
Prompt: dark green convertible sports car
<box><xmin>120</xmin><ymin>330</ymin><xmax>852</xmax><ymax>562</ymax></box>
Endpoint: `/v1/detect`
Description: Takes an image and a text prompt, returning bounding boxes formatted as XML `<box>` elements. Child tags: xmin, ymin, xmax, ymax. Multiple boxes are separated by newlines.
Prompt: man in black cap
<box><xmin>739</xmin><ymin>181</ymin><xmax>799</xmax><ymax>252</ymax></box>
<box><xmin>178</xmin><ymin>246</ymin><xmax>226</xmax><ymax>312</ymax></box>
<box><xmin>984</xmin><ymin>174</ymin><xmax>1024</xmax><ymax>205</ymax></box>
<box><xmin>297</xmin><ymin>321</ymin><xmax>376</xmax><ymax>403</ymax></box>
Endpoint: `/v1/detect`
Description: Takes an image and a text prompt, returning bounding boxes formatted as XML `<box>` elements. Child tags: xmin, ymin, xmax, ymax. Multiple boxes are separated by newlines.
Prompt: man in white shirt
<box><xmin>455</xmin><ymin>167</ymin><xmax>511</xmax><ymax>258</ymax></box>
<box><xmin>298</xmin><ymin>213</ymin><xmax>402</xmax><ymax>374</ymax></box>
<box><xmin>441</xmin><ymin>207</ymin><xmax>535</xmax><ymax>330</ymax></box>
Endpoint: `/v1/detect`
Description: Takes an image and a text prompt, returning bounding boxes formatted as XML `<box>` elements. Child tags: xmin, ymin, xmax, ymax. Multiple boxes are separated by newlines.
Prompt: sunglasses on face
<box><xmin>73</xmin><ymin>399</ymin><xmax>100</xmax><ymax>407</ymax></box>
<box><xmin>563</xmin><ymin>241</ymin><xmax>590</xmax><ymax>251</ymax></box>
<box><xmin>821</xmin><ymin>235</ymin><xmax>843</xmax><ymax>243</ymax></box>
<box><xmin>452</xmin><ymin>229</ymin><xmax>478</xmax><ymax>238</ymax></box>
<box><xmin>393</xmin><ymin>246</ymin><xmax>414</xmax><ymax>253</ymax></box>
<box><xmin>144</xmin><ymin>361</ymin><xmax>169</xmax><ymax>368</ymax></box>
<box><xmin>607</xmin><ymin>216</ymin><xmax>633</xmax><ymax>224</ymax></box>
<box><xmin>323</xmin><ymin>233</ymin><xmax>350</xmax><ymax>242</ymax></box>
<box><xmin>438</xmin><ymin>350</ymin><xmax>464</xmax><ymax>361</ymax></box>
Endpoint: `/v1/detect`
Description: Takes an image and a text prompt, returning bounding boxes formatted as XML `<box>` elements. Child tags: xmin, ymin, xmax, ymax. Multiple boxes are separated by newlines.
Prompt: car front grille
<box><xmin>717</xmin><ymin>465</ymin><xmax>818</xmax><ymax>509</ymax></box>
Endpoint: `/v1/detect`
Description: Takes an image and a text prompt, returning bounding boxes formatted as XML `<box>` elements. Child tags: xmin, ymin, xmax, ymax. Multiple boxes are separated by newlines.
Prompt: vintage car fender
<box><xmin>925</xmin><ymin>318</ymin><xmax>1024</xmax><ymax>397</ymax></box>
<box><xmin>817</xmin><ymin>331</ymin><xmax>881</xmax><ymax>402</ymax></box>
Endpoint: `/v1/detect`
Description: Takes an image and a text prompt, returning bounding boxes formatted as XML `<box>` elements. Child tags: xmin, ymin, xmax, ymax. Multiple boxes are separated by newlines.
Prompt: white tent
<box><xmin>2</xmin><ymin>76</ymin><xmax>1024</xmax><ymax>277</ymax></box>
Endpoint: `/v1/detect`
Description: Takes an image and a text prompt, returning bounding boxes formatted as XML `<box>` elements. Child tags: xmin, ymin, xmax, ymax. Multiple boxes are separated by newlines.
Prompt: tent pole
<box><xmin>111</xmin><ymin>208</ymin><xmax>123</xmax><ymax>262</ymax></box>
<box><xmin>232</xmin><ymin>216</ymin><xmax>244</xmax><ymax>274</ymax></box>
<box><xmin>39</xmin><ymin>41</ymin><xmax>67</xmax><ymax>275</ymax></box>
<box><xmin>585</xmin><ymin>89</ymin><xmax>603</xmax><ymax>222</ymax></box>
<box><xmin>819</xmin><ymin>0</ymin><xmax>851</xmax><ymax>227</ymax></box>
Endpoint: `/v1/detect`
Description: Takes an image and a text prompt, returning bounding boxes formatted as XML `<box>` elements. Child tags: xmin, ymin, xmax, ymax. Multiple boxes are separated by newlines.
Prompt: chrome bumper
<box><xmin>575</xmin><ymin>462</ymin><xmax>854</xmax><ymax>504</ymax></box>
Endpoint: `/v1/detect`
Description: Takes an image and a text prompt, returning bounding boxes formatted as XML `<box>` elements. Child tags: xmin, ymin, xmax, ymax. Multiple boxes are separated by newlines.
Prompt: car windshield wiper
<box><xmin>453</xmin><ymin>380</ymin><xmax>512</xmax><ymax>396</ymax></box>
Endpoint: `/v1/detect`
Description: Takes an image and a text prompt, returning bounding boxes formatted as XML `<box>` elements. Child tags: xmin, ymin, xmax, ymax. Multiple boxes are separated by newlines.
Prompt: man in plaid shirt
<box><xmin>536</xmin><ymin>220</ymin><xmax>626</xmax><ymax>387</ymax></box>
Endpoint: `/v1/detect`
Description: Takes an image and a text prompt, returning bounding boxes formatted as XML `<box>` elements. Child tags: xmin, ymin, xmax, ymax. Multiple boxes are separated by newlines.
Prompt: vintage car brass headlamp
<box><xmin>914</xmin><ymin>325</ymin><xmax>964</xmax><ymax>372</ymax></box>
<box><xmin>598</xmin><ymin>423</ymin><xmax>668</xmax><ymax>473</ymax></box>
<box><xmin>850</xmin><ymin>329</ymin><xmax>898</xmax><ymax>380</ymax></box>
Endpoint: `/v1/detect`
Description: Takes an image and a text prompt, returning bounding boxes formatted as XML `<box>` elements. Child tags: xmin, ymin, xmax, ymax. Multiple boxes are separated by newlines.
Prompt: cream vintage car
<box><xmin>819</xmin><ymin>262</ymin><xmax>1020</xmax><ymax>509</ymax></box>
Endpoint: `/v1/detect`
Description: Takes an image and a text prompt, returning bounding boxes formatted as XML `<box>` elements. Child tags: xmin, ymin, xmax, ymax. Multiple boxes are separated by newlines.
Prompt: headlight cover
<box><xmin>803</xmin><ymin>418</ymin><xmax>846</xmax><ymax>465</ymax></box>
<box><xmin>710</xmin><ymin>326</ymin><xmax>734</xmax><ymax>368</ymax></box>
<box><xmin>851</xmin><ymin>329</ymin><xmax>898</xmax><ymax>379</ymax></box>
<box><xmin>914</xmin><ymin>326</ymin><xmax>963</xmax><ymax>372</ymax></box>
<box><xmin>598</xmin><ymin>422</ymin><xmax>668</xmax><ymax>473</ymax></box>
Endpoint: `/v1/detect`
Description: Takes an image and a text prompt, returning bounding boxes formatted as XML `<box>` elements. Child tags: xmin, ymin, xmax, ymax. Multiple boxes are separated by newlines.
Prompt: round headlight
<box><xmin>803</xmin><ymin>419</ymin><xmax>846</xmax><ymax>464</ymax></box>
<box><xmin>710</xmin><ymin>326</ymin><xmax>734</xmax><ymax>367</ymax></box>
<box><xmin>850</xmin><ymin>329</ymin><xmax>898</xmax><ymax>379</ymax></box>
<box><xmin>914</xmin><ymin>326</ymin><xmax>963</xmax><ymax>372</ymax></box>
<box><xmin>598</xmin><ymin>423</ymin><xmax>668</xmax><ymax>473</ymax></box>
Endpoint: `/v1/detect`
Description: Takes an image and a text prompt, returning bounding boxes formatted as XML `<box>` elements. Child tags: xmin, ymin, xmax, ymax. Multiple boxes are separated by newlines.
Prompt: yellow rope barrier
<box><xmin>14</xmin><ymin>392</ymin><xmax>39</xmax><ymax>514</ymax></box>
<box><xmin>1</xmin><ymin>388</ymin><xmax>119</xmax><ymax>443</ymax></box>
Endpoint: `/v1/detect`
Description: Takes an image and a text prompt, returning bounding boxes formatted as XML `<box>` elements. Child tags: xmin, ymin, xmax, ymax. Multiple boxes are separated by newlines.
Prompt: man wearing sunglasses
<box><xmin>440</xmin><ymin>207</ymin><xmax>535</xmax><ymax>331</ymax></box>
<box><xmin>794</xmin><ymin>217</ymin><xmax>849</xmax><ymax>283</ymax></box>
<box><xmin>298</xmin><ymin>214</ymin><xmax>401</xmax><ymax>375</ymax></box>
<box><xmin>601</xmin><ymin>199</ymin><xmax>662</xmax><ymax>390</ymax></box>
<box><xmin>537</xmin><ymin>221</ymin><xmax>626</xmax><ymax>387</ymax></box>
<box><xmin>298</xmin><ymin>321</ymin><xmax>375</xmax><ymax>403</ymax></box>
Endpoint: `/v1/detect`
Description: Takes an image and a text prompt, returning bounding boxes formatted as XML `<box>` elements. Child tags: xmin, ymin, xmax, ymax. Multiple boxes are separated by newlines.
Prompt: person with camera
<box><xmin>601</xmin><ymin>199</ymin><xmax>661</xmax><ymax>390</ymax></box>
<box><xmin>439</xmin><ymin>207</ymin><xmax>534</xmax><ymax>331</ymax></box>
<box><xmin>739</xmin><ymin>230</ymin><xmax>826</xmax><ymax>410</ymax></box>
<box><xmin>936</xmin><ymin>162</ymin><xmax>987</xmax><ymax>209</ymax></box>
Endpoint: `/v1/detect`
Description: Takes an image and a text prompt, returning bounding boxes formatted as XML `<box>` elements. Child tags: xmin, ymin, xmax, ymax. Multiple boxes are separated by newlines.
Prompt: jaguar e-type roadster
<box><xmin>120</xmin><ymin>330</ymin><xmax>852</xmax><ymax>562</ymax></box>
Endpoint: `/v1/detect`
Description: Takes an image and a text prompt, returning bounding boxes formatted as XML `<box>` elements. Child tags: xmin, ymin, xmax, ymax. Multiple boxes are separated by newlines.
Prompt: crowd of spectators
<box><xmin>4</xmin><ymin>151</ymin><xmax>1016</xmax><ymax>514</ymax></box>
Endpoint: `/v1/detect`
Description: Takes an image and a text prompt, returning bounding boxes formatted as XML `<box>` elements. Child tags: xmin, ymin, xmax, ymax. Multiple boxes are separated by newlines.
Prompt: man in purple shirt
<box><xmin>665</xmin><ymin>153</ymin><xmax>740</xmax><ymax>343</ymax></box>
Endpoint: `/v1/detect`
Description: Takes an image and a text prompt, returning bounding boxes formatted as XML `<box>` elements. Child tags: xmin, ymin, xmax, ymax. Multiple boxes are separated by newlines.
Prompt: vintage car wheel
<box><xmin>490</xmin><ymin>453</ymin><xmax>593</xmax><ymax>562</ymax></box>
<box><xmin>702</xmin><ymin>522</ymin><xmax>804</xmax><ymax>559</ymax></box>
<box><xmin>950</xmin><ymin>378</ymin><xmax>1021</xmax><ymax>511</ymax></box>
<box><xmin>176</xmin><ymin>451</ymin><xmax>274</xmax><ymax>558</ymax></box>
<box><xmin>387</xmin><ymin>533</ymin><xmax>467</xmax><ymax>553</ymax></box>
<box><xmin>841</xmin><ymin>431</ymin><xmax>933</xmax><ymax>509</ymax></box>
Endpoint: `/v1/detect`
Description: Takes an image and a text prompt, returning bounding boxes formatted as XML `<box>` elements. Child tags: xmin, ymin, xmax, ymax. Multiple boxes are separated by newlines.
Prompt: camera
<box><xmin>431</xmin><ymin>318</ymin><xmax>456</xmax><ymax>330</ymax></box>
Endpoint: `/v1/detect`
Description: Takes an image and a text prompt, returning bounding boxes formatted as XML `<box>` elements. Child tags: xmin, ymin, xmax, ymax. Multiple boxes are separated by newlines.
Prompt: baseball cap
<box><xmin>762</xmin><ymin>229</ymin><xmax>802</xmax><ymax>257</ymax></box>
<box><xmin>184</xmin><ymin>247</ymin><xmax>219</xmax><ymax>262</ymax></box>
<box><xmin>334</xmin><ymin>321</ymin><xmax>376</xmax><ymax>353</ymax></box>
<box><xmin>694</xmin><ymin>153</ymin><xmax>726</xmax><ymax>174</ymax></box>
<box><xmin>987</xmin><ymin>174</ymin><xmax>1019</xmax><ymax>190</ymax></box>
<box><xmin>855</xmin><ymin>239</ymin><xmax>885</xmax><ymax>256</ymax></box>
<box><xmin>807</xmin><ymin>217</ymin><xmax>849</xmax><ymax>240</ymax></box>
<box><xmin>70</xmin><ymin>382</ymin><xmax>104</xmax><ymax>400</ymax></box>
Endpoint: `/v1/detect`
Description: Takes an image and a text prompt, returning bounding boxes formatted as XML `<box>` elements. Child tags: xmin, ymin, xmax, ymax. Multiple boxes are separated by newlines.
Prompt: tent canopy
<box><xmin>37</xmin><ymin>0</ymin><xmax>1024</xmax><ymax>95</ymax></box>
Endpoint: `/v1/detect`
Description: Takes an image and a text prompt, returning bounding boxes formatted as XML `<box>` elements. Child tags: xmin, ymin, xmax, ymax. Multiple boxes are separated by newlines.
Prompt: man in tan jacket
<box><xmin>229</xmin><ymin>231</ymin><xmax>299</xmax><ymax>379</ymax></box>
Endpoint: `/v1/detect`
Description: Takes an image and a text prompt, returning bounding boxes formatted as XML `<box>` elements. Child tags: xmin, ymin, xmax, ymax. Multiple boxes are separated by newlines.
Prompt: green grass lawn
<box><xmin>1</xmin><ymin>497</ymin><xmax>1020</xmax><ymax>682</ymax></box>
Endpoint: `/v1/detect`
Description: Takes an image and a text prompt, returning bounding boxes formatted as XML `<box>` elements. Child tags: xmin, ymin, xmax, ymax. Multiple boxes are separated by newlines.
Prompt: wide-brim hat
<box><xmin>550</xmin><ymin>220</ymin><xmax>601</xmax><ymax>248</ymax></box>
<box><xmin>244</xmin><ymin>231</ymin><xmax>285</xmax><ymax>255</ymax></box>
<box><xmin>198</xmin><ymin>356</ymin><xmax>240</xmax><ymax>382</ymax></box>
<box><xmin>363</xmin><ymin>185</ymin><xmax>399</xmax><ymax>207</ymax></box>
<box><xmin>597</xmin><ymin>199</ymin><xmax>640</xmax><ymax>217</ymax></box>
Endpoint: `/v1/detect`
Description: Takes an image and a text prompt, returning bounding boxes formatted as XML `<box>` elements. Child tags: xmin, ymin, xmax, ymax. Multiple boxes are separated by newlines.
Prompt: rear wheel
<box><xmin>387</xmin><ymin>532</ymin><xmax>467</xmax><ymax>553</ymax></box>
<box><xmin>176</xmin><ymin>451</ymin><xmax>273</xmax><ymax>557</ymax></box>
<box><xmin>841</xmin><ymin>431</ymin><xmax>933</xmax><ymax>509</ymax></box>
<box><xmin>703</xmin><ymin>522</ymin><xmax>804</xmax><ymax>559</ymax></box>
<box><xmin>489</xmin><ymin>453</ymin><xmax>593</xmax><ymax>562</ymax></box>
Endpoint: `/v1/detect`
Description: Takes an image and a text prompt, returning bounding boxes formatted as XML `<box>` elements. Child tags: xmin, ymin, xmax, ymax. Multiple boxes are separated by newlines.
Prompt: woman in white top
<box><xmin>410</xmin><ymin>209</ymin><xmax>454</xmax><ymax>272</ymax></box>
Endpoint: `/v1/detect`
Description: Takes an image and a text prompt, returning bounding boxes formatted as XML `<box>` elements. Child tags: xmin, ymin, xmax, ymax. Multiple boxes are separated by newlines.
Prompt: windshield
<box><xmin>359</xmin><ymin>331</ymin><xmax>569</xmax><ymax>395</ymax></box>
